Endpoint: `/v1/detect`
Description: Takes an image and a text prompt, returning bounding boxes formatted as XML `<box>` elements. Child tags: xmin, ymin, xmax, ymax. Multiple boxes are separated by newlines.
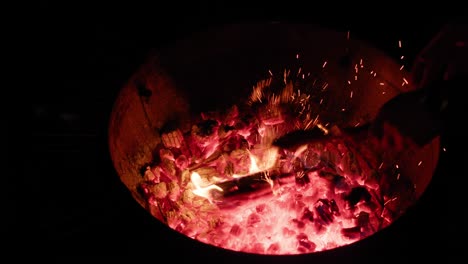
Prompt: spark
<box><xmin>304</xmin><ymin>119</ymin><xmax>315</xmax><ymax>130</ymax></box>
<box><xmin>400</xmin><ymin>65</ymin><xmax>404</xmax><ymax>70</ymax></box>
<box><xmin>317</xmin><ymin>123</ymin><xmax>329</xmax><ymax>134</ymax></box>
<box><xmin>443</xmin><ymin>147</ymin><xmax>447</xmax><ymax>152</ymax></box>
<box><xmin>379</xmin><ymin>162</ymin><xmax>384</xmax><ymax>170</ymax></box>
<box><xmin>354</xmin><ymin>75</ymin><xmax>357</xmax><ymax>81</ymax></box>
<box><xmin>373</xmin><ymin>72</ymin><xmax>377</xmax><ymax>77</ymax></box>
<box><xmin>379</xmin><ymin>82</ymin><xmax>385</xmax><ymax>86</ymax></box>
<box><xmin>398</xmin><ymin>40</ymin><xmax>402</xmax><ymax>48</ymax></box>
<box><xmin>395</xmin><ymin>164</ymin><xmax>399</xmax><ymax>169</ymax></box>
<box><xmin>296</xmin><ymin>53</ymin><xmax>300</xmax><ymax>59</ymax></box>
<box><xmin>403</xmin><ymin>78</ymin><xmax>409</xmax><ymax>84</ymax></box>
<box><xmin>268</xmin><ymin>69</ymin><xmax>273</xmax><ymax>76</ymax></box>
<box><xmin>359</xmin><ymin>58</ymin><xmax>363</xmax><ymax>65</ymax></box>
<box><xmin>319</xmin><ymin>98</ymin><xmax>324</xmax><ymax>104</ymax></box>
<box><xmin>347</xmin><ymin>80</ymin><xmax>351</xmax><ymax>84</ymax></box>
<box><xmin>400</xmin><ymin>55</ymin><xmax>405</xmax><ymax>60</ymax></box>
<box><xmin>384</xmin><ymin>197</ymin><xmax>398</xmax><ymax>206</ymax></box>
<box><xmin>322</xmin><ymin>61</ymin><xmax>328</xmax><ymax>68</ymax></box>
<box><xmin>397</xmin><ymin>173</ymin><xmax>400</xmax><ymax>180</ymax></box>
<box><xmin>302</xmin><ymin>73</ymin><xmax>305</xmax><ymax>79</ymax></box>
<box><xmin>354</xmin><ymin>122</ymin><xmax>360</xmax><ymax>127</ymax></box>
<box><xmin>418</xmin><ymin>161</ymin><xmax>423</xmax><ymax>166</ymax></box>
<box><xmin>341</xmin><ymin>108</ymin><xmax>346</xmax><ymax>112</ymax></box>
<box><xmin>350</xmin><ymin>90</ymin><xmax>353</xmax><ymax>98</ymax></box>
<box><xmin>347</xmin><ymin>30</ymin><xmax>350</xmax><ymax>40</ymax></box>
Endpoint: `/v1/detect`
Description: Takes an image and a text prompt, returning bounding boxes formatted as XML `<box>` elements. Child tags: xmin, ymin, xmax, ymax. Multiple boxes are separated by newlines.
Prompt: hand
<box><xmin>367</xmin><ymin>21</ymin><xmax>464</xmax><ymax>154</ymax></box>
<box><xmin>410</xmin><ymin>20</ymin><xmax>468</xmax><ymax>89</ymax></box>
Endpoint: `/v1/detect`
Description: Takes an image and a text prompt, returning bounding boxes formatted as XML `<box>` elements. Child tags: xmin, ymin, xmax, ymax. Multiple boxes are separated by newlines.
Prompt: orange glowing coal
<box><xmin>137</xmin><ymin>60</ymin><xmax>416</xmax><ymax>255</ymax></box>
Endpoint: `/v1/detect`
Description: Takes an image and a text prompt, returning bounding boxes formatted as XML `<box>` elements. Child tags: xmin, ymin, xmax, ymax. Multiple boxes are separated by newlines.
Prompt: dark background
<box><xmin>9</xmin><ymin>4</ymin><xmax>464</xmax><ymax>262</ymax></box>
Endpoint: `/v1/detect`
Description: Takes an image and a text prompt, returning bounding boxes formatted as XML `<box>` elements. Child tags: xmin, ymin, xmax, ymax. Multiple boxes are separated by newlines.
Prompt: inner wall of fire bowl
<box><xmin>108</xmin><ymin>23</ymin><xmax>440</xmax><ymax>255</ymax></box>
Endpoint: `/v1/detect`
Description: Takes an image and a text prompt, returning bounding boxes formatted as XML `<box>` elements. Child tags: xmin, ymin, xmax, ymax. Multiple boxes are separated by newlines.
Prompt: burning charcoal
<box><xmin>301</xmin><ymin>207</ymin><xmax>314</xmax><ymax>222</ymax></box>
<box><xmin>218</xmin><ymin>124</ymin><xmax>235</xmax><ymax>139</ymax></box>
<box><xmin>223</xmin><ymin>134</ymin><xmax>249</xmax><ymax>152</ymax></box>
<box><xmin>180</xmin><ymin>170</ymin><xmax>191</xmax><ymax>187</ymax></box>
<box><xmin>143</xmin><ymin>166</ymin><xmax>160</xmax><ymax>183</ymax></box>
<box><xmin>341</xmin><ymin>226</ymin><xmax>362</xmax><ymax>239</ymax></box>
<box><xmin>295</xmin><ymin>171</ymin><xmax>310</xmax><ymax>186</ymax></box>
<box><xmin>341</xmin><ymin>151</ymin><xmax>362</xmax><ymax>176</ymax></box>
<box><xmin>314</xmin><ymin>199</ymin><xmax>336</xmax><ymax>225</ymax></box>
<box><xmin>161</xmin><ymin>129</ymin><xmax>184</xmax><ymax>149</ymax></box>
<box><xmin>230</xmin><ymin>224</ymin><xmax>242</xmax><ymax>236</ymax></box>
<box><xmin>267</xmin><ymin>243</ymin><xmax>280</xmax><ymax>254</ymax></box>
<box><xmin>302</xmin><ymin>149</ymin><xmax>321</xmax><ymax>169</ymax></box>
<box><xmin>167</xmin><ymin>181</ymin><xmax>180</xmax><ymax>201</ymax></box>
<box><xmin>252</xmin><ymin>243</ymin><xmax>265</xmax><ymax>254</ymax></box>
<box><xmin>159</xmin><ymin>148</ymin><xmax>175</xmax><ymax>160</ymax></box>
<box><xmin>152</xmin><ymin>182</ymin><xmax>167</xmax><ymax>199</ymax></box>
<box><xmin>160</xmin><ymin>159</ymin><xmax>177</xmax><ymax>180</ymax></box>
<box><xmin>213</xmin><ymin>154</ymin><xmax>228</xmax><ymax>176</ymax></box>
<box><xmin>165</xmin><ymin>210</ymin><xmax>181</xmax><ymax>229</ymax></box>
<box><xmin>247</xmin><ymin>213</ymin><xmax>262</xmax><ymax>227</ymax></box>
<box><xmin>175</xmin><ymin>222</ymin><xmax>187</xmax><ymax>233</ymax></box>
<box><xmin>230</xmin><ymin>149</ymin><xmax>250</xmax><ymax>175</ymax></box>
<box><xmin>330</xmin><ymin>199</ymin><xmax>340</xmax><ymax>216</ymax></box>
<box><xmin>296</xmin><ymin>233</ymin><xmax>316</xmax><ymax>252</ymax></box>
<box><xmin>291</xmin><ymin>199</ymin><xmax>306</xmax><ymax>213</ymax></box>
<box><xmin>291</xmin><ymin>218</ymin><xmax>305</xmax><ymax>229</ymax></box>
<box><xmin>356</xmin><ymin>211</ymin><xmax>370</xmax><ymax>227</ymax></box>
<box><xmin>292</xmin><ymin>157</ymin><xmax>303</xmax><ymax>171</ymax></box>
<box><xmin>255</xmin><ymin>203</ymin><xmax>268</xmax><ymax>214</ymax></box>
<box><xmin>332</xmin><ymin>175</ymin><xmax>348</xmax><ymax>190</ymax></box>
<box><xmin>207</xmin><ymin>218</ymin><xmax>223</xmax><ymax>230</ymax></box>
<box><xmin>179</xmin><ymin>209</ymin><xmax>196</xmax><ymax>223</ymax></box>
<box><xmin>192</xmin><ymin>119</ymin><xmax>219</xmax><ymax>137</ymax></box>
<box><xmin>224</xmin><ymin>161</ymin><xmax>235</xmax><ymax>176</ymax></box>
<box><xmin>345</xmin><ymin>186</ymin><xmax>372</xmax><ymax>207</ymax></box>
<box><xmin>282</xmin><ymin>227</ymin><xmax>295</xmax><ymax>237</ymax></box>
<box><xmin>159</xmin><ymin>149</ymin><xmax>177</xmax><ymax>179</ymax></box>
<box><xmin>175</xmin><ymin>155</ymin><xmax>189</xmax><ymax>170</ymax></box>
<box><xmin>199</xmin><ymin>202</ymin><xmax>218</xmax><ymax>214</ymax></box>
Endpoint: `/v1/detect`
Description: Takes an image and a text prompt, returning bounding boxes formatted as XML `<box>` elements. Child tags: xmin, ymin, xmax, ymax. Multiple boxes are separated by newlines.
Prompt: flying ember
<box><xmin>137</xmin><ymin>65</ymin><xmax>416</xmax><ymax>255</ymax></box>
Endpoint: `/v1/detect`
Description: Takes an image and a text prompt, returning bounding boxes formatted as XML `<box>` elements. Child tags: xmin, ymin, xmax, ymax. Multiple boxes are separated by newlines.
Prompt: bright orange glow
<box><xmin>138</xmin><ymin>51</ymin><xmax>416</xmax><ymax>255</ymax></box>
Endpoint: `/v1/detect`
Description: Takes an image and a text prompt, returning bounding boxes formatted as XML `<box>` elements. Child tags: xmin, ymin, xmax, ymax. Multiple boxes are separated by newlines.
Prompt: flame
<box><xmin>190</xmin><ymin>171</ymin><xmax>223</xmax><ymax>203</ymax></box>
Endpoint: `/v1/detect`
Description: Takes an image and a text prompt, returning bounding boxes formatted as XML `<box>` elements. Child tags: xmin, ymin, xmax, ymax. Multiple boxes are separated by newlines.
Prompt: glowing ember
<box><xmin>137</xmin><ymin>62</ymin><xmax>416</xmax><ymax>255</ymax></box>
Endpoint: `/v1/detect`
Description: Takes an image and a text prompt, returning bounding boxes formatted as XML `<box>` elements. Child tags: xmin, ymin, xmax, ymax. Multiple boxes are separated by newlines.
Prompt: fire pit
<box><xmin>108</xmin><ymin>23</ymin><xmax>440</xmax><ymax>255</ymax></box>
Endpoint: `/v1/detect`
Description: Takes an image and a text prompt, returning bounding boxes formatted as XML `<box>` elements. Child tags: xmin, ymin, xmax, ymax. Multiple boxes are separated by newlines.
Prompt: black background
<box><xmin>9</xmin><ymin>4</ymin><xmax>464</xmax><ymax>262</ymax></box>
